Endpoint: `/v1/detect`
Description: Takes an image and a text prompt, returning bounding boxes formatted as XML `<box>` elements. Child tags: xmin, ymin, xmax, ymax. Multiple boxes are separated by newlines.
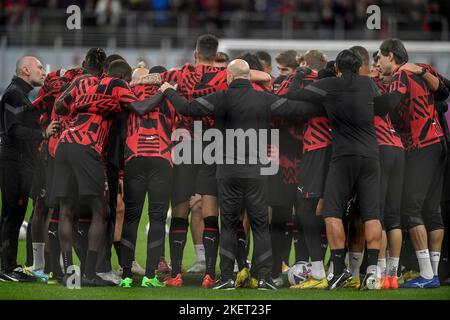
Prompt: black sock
<box><xmin>169</xmin><ymin>217</ymin><xmax>188</xmax><ymax>277</ymax></box>
<box><xmin>359</xmin><ymin>245</ymin><xmax>368</xmax><ymax>275</ymax></box>
<box><xmin>294</xmin><ymin>228</ymin><xmax>310</xmax><ymax>262</ymax></box>
<box><xmin>366</xmin><ymin>249</ymin><xmax>379</xmax><ymax>273</ymax></box>
<box><xmin>331</xmin><ymin>249</ymin><xmax>346</xmax><ymax>275</ymax></box>
<box><xmin>236</xmin><ymin>222</ymin><xmax>248</xmax><ymax>270</ymax></box>
<box><xmin>62</xmin><ymin>251</ymin><xmax>73</xmax><ymax>274</ymax></box>
<box><xmin>282</xmin><ymin>221</ymin><xmax>293</xmax><ymax>264</ymax></box>
<box><xmin>74</xmin><ymin>218</ymin><xmax>91</xmax><ymax>275</ymax></box>
<box><xmin>270</xmin><ymin>222</ymin><xmax>285</xmax><ymax>278</ymax></box>
<box><xmin>203</xmin><ymin>216</ymin><xmax>219</xmax><ymax>278</ymax></box>
<box><xmin>48</xmin><ymin>214</ymin><xmax>63</xmax><ymax>276</ymax></box>
<box><xmin>26</xmin><ymin>215</ymin><xmax>34</xmax><ymax>267</ymax></box>
<box><xmin>84</xmin><ymin>250</ymin><xmax>98</xmax><ymax>279</ymax></box>
<box><xmin>44</xmin><ymin>251</ymin><xmax>51</xmax><ymax>274</ymax></box>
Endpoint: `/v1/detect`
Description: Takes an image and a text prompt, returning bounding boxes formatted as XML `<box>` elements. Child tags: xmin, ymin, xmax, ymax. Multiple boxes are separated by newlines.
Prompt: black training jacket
<box><xmin>164</xmin><ymin>78</ymin><xmax>322</xmax><ymax>179</ymax></box>
<box><xmin>0</xmin><ymin>76</ymin><xmax>42</xmax><ymax>169</ymax></box>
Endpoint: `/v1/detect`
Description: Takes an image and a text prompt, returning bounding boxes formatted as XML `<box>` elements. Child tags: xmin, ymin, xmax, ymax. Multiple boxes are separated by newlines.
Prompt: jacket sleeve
<box><xmin>269</xmin><ymin>94</ymin><xmax>325</xmax><ymax>118</ymax></box>
<box><xmin>374</xmin><ymin>92</ymin><xmax>403</xmax><ymax>116</ymax></box>
<box><xmin>164</xmin><ymin>88</ymin><xmax>221</xmax><ymax>116</ymax></box>
<box><xmin>2</xmin><ymin>91</ymin><xmax>43</xmax><ymax>140</ymax></box>
<box><xmin>286</xmin><ymin>78</ymin><xmax>331</xmax><ymax>104</ymax></box>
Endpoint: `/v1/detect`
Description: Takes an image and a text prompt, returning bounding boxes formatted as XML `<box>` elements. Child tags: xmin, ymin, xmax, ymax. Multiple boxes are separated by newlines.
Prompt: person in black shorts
<box><xmin>377</xmin><ymin>39</ymin><xmax>448</xmax><ymax>288</ymax></box>
<box><xmin>286</xmin><ymin>49</ymin><xmax>403</xmax><ymax>290</ymax></box>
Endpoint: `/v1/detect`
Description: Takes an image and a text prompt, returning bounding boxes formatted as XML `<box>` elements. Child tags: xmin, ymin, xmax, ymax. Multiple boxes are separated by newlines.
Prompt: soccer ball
<box><xmin>287</xmin><ymin>261</ymin><xmax>312</xmax><ymax>285</ymax></box>
<box><xmin>19</xmin><ymin>221</ymin><xmax>28</xmax><ymax>240</ymax></box>
<box><xmin>365</xmin><ymin>274</ymin><xmax>381</xmax><ymax>290</ymax></box>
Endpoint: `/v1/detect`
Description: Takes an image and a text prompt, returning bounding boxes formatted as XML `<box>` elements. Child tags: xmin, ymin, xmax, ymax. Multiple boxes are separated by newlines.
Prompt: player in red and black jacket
<box><xmin>118</xmin><ymin>75</ymin><xmax>180</xmax><ymax>288</ymax></box>
<box><xmin>378</xmin><ymin>39</ymin><xmax>448</xmax><ymax>288</ymax></box>
<box><xmin>284</xmin><ymin>50</ymin><xmax>331</xmax><ymax>289</ymax></box>
<box><xmin>53</xmin><ymin>59</ymin><xmax>162</xmax><ymax>287</ymax></box>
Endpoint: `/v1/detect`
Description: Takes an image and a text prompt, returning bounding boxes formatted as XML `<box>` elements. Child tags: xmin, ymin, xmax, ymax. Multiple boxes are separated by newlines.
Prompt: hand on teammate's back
<box><xmin>45</xmin><ymin>120</ymin><xmax>60</xmax><ymax>138</ymax></box>
<box><xmin>398</xmin><ymin>63</ymin><xmax>421</xmax><ymax>74</ymax></box>
<box><xmin>159</xmin><ymin>82</ymin><xmax>177</xmax><ymax>93</ymax></box>
<box><xmin>133</xmin><ymin>73</ymin><xmax>161</xmax><ymax>86</ymax></box>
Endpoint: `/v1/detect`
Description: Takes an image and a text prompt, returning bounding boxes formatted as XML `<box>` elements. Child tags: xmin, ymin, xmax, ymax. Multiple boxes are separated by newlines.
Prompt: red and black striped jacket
<box><xmin>58</xmin><ymin>76</ymin><xmax>138</xmax><ymax>155</ymax></box>
<box><xmin>372</xmin><ymin>77</ymin><xmax>404</xmax><ymax>149</ymax></box>
<box><xmin>277</xmin><ymin>70</ymin><xmax>332</xmax><ymax>155</ymax></box>
<box><xmin>160</xmin><ymin>64</ymin><xmax>228</xmax><ymax>133</ymax></box>
<box><xmin>389</xmin><ymin>66</ymin><xmax>443</xmax><ymax>151</ymax></box>
<box><xmin>125</xmin><ymin>84</ymin><xmax>180</xmax><ymax>166</ymax></box>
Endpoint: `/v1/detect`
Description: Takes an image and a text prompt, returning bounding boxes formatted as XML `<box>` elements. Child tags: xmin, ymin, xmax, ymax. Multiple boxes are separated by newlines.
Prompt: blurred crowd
<box><xmin>1</xmin><ymin>0</ymin><xmax>449</xmax><ymax>31</ymax></box>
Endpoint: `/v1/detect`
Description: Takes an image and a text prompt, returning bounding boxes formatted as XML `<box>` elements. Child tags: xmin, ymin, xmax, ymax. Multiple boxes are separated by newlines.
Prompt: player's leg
<box><xmin>166</xmin><ymin>163</ymin><xmax>194</xmax><ymax>285</ymax></box>
<box><xmin>212</xmin><ymin>178</ymin><xmax>242</xmax><ymax>290</ymax></box>
<box><xmin>28</xmin><ymin>153</ymin><xmax>50</xmax><ymax>281</ymax></box>
<box><xmin>187</xmin><ymin>194</ymin><xmax>205</xmax><ymax>273</ymax></box>
<box><xmin>244</xmin><ymin>179</ymin><xmax>275</xmax><ymax>290</ymax></box>
<box><xmin>293</xmin><ymin>197</ymin><xmax>328</xmax><ymax>289</ymax></box>
<box><xmin>357</xmin><ymin>157</ymin><xmax>382</xmax><ymax>290</ymax></box>
<box><xmin>322</xmin><ymin>157</ymin><xmax>358</xmax><ymax>290</ymax></box>
<box><xmin>422</xmin><ymin>150</ymin><xmax>446</xmax><ymax>286</ymax></box>
<box><xmin>197</xmin><ymin>163</ymin><xmax>219</xmax><ymax>287</ymax></box>
<box><xmin>384</xmin><ymin>147</ymin><xmax>405</xmax><ymax>289</ymax></box>
<box><xmin>119</xmin><ymin>158</ymin><xmax>147</xmax><ymax>287</ymax></box>
<box><xmin>401</xmin><ymin>143</ymin><xmax>443</xmax><ymax>288</ymax></box>
<box><xmin>142</xmin><ymin>158</ymin><xmax>172</xmax><ymax>288</ymax></box>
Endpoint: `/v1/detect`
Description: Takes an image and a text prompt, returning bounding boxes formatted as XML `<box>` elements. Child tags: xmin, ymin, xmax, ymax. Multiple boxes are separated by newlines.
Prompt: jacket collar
<box><xmin>229</xmin><ymin>78</ymin><xmax>252</xmax><ymax>88</ymax></box>
<box><xmin>11</xmin><ymin>76</ymin><xmax>34</xmax><ymax>94</ymax></box>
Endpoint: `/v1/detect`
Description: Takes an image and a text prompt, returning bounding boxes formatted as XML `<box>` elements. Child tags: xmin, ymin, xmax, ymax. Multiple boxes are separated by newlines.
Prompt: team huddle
<box><xmin>0</xmin><ymin>34</ymin><xmax>449</xmax><ymax>291</ymax></box>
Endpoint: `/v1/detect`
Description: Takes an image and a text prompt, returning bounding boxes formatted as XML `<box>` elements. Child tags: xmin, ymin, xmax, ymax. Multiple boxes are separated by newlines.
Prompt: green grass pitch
<box><xmin>0</xmin><ymin>199</ymin><xmax>449</xmax><ymax>300</ymax></box>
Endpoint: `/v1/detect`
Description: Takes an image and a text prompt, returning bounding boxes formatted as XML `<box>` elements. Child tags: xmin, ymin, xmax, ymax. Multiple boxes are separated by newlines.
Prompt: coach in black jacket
<box><xmin>160</xmin><ymin>59</ymin><xmax>321</xmax><ymax>290</ymax></box>
<box><xmin>0</xmin><ymin>56</ymin><xmax>57</xmax><ymax>281</ymax></box>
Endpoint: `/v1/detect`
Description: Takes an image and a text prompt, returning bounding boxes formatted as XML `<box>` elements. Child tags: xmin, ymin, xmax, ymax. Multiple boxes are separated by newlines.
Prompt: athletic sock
<box><xmin>84</xmin><ymin>250</ymin><xmax>98</xmax><ymax>279</ymax></box>
<box><xmin>348</xmin><ymin>252</ymin><xmax>363</xmax><ymax>280</ymax></box>
<box><xmin>194</xmin><ymin>244</ymin><xmax>205</xmax><ymax>262</ymax></box>
<box><xmin>203</xmin><ymin>216</ymin><xmax>219</xmax><ymax>278</ymax></box>
<box><xmin>377</xmin><ymin>258</ymin><xmax>387</xmax><ymax>278</ymax></box>
<box><xmin>330</xmin><ymin>249</ymin><xmax>346</xmax><ymax>275</ymax></box>
<box><xmin>44</xmin><ymin>251</ymin><xmax>51</xmax><ymax>274</ymax></box>
<box><xmin>145</xmin><ymin>219</ymin><xmax>166</xmax><ymax>279</ymax></box>
<box><xmin>430</xmin><ymin>251</ymin><xmax>441</xmax><ymax>277</ymax></box>
<box><xmin>26</xmin><ymin>216</ymin><xmax>33</xmax><ymax>267</ymax></box>
<box><xmin>169</xmin><ymin>217</ymin><xmax>188</xmax><ymax>277</ymax></box>
<box><xmin>311</xmin><ymin>260</ymin><xmax>326</xmax><ymax>279</ymax></box>
<box><xmin>236</xmin><ymin>223</ymin><xmax>248</xmax><ymax>270</ymax></box>
<box><xmin>294</xmin><ymin>228</ymin><xmax>310</xmax><ymax>262</ymax></box>
<box><xmin>113</xmin><ymin>241</ymin><xmax>121</xmax><ymax>264</ymax></box>
<box><xmin>359</xmin><ymin>246</ymin><xmax>368</xmax><ymax>275</ymax></box>
<box><xmin>48</xmin><ymin>216</ymin><xmax>62</xmax><ymax>276</ymax></box>
<box><xmin>270</xmin><ymin>221</ymin><xmax>285</xmax><ymax>278</ymax></box>
<box><xmin>387</xmin><ymin>256</ymin><xmax>400</xmax><ymax>277</ymax></box>
<box><xmin>416</xmin><ymin>249</ymin><xmax>434</xmax><ymax>279</ymax></box>
<box><xmin>62</xmin><ymin>251</ymin><xmax>73</xmax><ymax>274</ymax></box>
<box><xmin>32</xmin><ymin>242</ymin><xmax>45</xmax><ymax>271</ymax></box>
<box><xmin>366</xmin><ymin>249</ymin><xmax>379</xmax><ymax>275</ymax></box>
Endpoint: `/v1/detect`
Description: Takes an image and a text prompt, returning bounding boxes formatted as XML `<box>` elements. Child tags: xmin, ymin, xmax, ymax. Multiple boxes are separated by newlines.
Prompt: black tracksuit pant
<box><xmin>121</xmin><ymin>157</ymin><xmax>172</xmax><ymax>279</ymax></box>
<box><xmin>218</xmin><ymin>178</ymin><xmax>272</xmax><ymax>281</ymax></box>
<box><xmin>0</xmin><ymin>164</ymin><xmax>32</xmax><ymax>272</ymax></box>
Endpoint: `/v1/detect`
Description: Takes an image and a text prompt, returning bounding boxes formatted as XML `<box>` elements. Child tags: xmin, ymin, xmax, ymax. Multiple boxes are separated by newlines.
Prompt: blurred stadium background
<box><xmin>1</xmin><ymin>0</ymin><xmax>450</xmax><ymax>91</ymax></box>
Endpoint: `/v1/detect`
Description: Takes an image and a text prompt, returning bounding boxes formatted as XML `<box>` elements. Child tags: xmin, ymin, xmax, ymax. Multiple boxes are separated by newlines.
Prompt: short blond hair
<box><xmin>301</xmin><ymin>50</ymin><xmax>327</xmax><ymax>71</ymax></box>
